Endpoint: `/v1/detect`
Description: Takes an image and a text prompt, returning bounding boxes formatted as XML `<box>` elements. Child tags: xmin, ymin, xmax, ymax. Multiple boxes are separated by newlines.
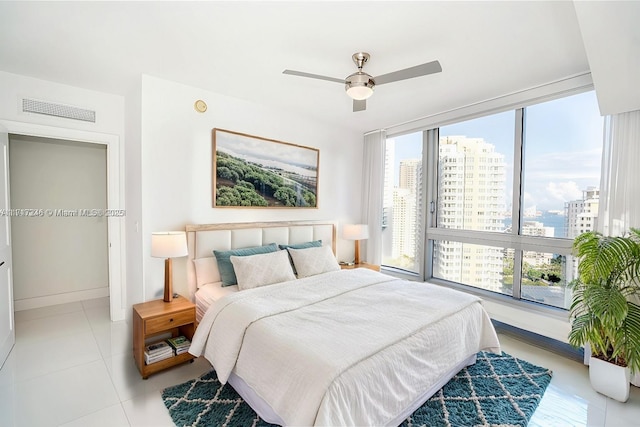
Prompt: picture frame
<box><xmin>212</xmin><ymin>128</ymin><xmax>319</xmax><ymax>208</ymax></box>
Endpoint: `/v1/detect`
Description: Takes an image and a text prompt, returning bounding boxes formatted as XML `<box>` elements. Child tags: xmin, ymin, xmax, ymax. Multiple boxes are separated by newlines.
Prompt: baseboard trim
<box><xmin>492</xmin><ymin>319</ymin><xmax>584</xmax><ymax>363</ymax></box>
<box><xmin>14</xmin><ymin>287</ymin><xmax>109</xmax><ymax>311</ymax></box>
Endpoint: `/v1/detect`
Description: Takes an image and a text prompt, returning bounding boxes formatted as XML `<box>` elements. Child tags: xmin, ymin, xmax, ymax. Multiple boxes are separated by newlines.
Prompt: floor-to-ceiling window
<box><xmin>383</xmin><ymin>89</ymin><xmax>603</xmax><ymax>311</ymax></box>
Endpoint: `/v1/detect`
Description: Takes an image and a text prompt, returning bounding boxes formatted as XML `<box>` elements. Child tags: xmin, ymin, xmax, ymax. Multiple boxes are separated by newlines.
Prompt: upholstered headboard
<box><xmin>185</xmin><ymin>221</ymin><xmax>336</xmax><ymax>300</ymax></box>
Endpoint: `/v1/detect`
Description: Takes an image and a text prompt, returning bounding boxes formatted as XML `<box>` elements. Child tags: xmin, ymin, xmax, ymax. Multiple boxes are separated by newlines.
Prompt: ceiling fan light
<box><xmin>346</xmin><ymin>85</ymin><xmax>374</xmax><ymax>100</ymax></box>
<box><xmin>345</xmin><ymin>72</ymin><xmax>375</xmax><ymax>100</ymax></box>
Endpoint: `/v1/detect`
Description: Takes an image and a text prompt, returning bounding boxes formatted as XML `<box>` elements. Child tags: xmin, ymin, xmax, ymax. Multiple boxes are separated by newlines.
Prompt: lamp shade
<box><xmin>151</xmin><ymin>232</ymin><xmax>188</xmax><ymax>258</ymax></box>
<box><xmin>342</xmin><ymin>224</ymin><xmax>370</xmax><ymax>240</ymax></box>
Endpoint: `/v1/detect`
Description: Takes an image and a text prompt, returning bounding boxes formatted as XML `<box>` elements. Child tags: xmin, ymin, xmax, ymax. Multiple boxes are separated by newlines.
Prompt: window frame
<box><xmin>382</xmin><ymin>85</ymin><xmax>598</xmax><ymax>311</ymax></box>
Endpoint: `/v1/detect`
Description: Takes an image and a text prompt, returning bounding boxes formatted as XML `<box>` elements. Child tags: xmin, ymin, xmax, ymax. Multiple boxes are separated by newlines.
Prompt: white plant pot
<box><xmin>589</xmin><ymin>357</ymin><xmax>630</xmax><ymax>402</ymax></box>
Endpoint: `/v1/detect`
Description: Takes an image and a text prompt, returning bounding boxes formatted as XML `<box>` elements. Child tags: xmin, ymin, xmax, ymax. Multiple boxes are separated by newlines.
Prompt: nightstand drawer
<box><xmin>145</xmin><ymin>309</ymin><xmax>193</xmax><ymax>335</ymax></box>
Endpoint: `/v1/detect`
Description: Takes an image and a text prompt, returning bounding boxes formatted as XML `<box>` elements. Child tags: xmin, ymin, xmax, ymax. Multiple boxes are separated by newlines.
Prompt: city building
<box><xmin>384</xmin><ymin>157</ymin><xmax>423</xmax><ymax>270</ymax></box>
<box><xmin>391</xmin><ymin>187</ymin><xmax>417</xmax><ymax>266</ymax></box>
<box><xmin>565</xmin><ymin>186</ymin><xmax>600</xmax><ymax>238</ymax></box>
<box><xmin>566</xmin><ymin>186</ymin><xmax>600</xmax><ymax>286</ymax></box>
<box><xmin>434</xmin><ymin>136</ymin><xmax>506</xmax><ymax>291</ymax></box>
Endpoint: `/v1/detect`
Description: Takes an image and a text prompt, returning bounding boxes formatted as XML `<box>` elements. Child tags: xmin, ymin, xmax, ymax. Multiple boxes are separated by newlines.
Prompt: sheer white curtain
<box><xmin>596</xmin><ymin>109</ymin><xmax>640</xmax><ymax>387</ymax></box>
<box><xmin>360</xmin><ymin>130</ymin><xmax>386</xmax><ymax>265</ymax></box>
<box><xmin>598</xmin><ymin>110</ymin><xmax>640</xmax><ymax>236</ymax></box>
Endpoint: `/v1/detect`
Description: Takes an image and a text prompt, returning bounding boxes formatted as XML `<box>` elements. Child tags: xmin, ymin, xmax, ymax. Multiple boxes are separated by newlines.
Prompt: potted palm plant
<box><xmin>568</xmin><ymin>229</ymin><xmax>640</xmax><ymax>402</ymax></box>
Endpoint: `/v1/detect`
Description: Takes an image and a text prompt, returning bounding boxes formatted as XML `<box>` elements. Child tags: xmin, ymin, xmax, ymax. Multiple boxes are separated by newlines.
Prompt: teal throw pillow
<box><xmin>214</xmin><ymin>243</ymin><xmax>278</xmax><ymax>286</ymax></box>
<box><xmin>278</xmin><ymin>240</ymin><xmax>322</xmax><ymax>274</ymax></box>
<box><xmin>278</xmin><ymin>240</ymin><xmax>322</xmax><ymax>251</ymax></box>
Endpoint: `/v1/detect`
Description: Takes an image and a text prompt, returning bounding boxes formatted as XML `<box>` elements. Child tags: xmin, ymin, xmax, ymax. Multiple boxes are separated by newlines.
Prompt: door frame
<box><xmin>0</xmin><ymin>126</ymin><xmax>14</xmax><ymax>367</ymax></box>
<box><xmin>0</xmin><ymin>120</ymin><xmax>125</xmax><ymax>321</ymax></box>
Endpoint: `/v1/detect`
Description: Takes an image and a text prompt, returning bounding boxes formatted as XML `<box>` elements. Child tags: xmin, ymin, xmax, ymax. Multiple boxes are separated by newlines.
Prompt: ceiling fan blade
<box><xmin>353</xmin><ymin>99</ymin><xmax>366</xmax><ymax>112</ymax></box>
<box><xmin>282</xmin><ymin>70</ymin><xmax>344</xmax><ymax>84</ymax></box>
<box><xmin>374</xmin><ymin>60</ymin><xmax>442</xmax><ymax>85</ymax></box>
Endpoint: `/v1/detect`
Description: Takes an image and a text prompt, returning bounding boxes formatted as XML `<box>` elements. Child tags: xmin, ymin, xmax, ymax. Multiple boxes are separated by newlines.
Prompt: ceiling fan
<box><xmin>283</xmin><ymin>52</ymin><xmax>442</xmax><ymax>112</ymax></box>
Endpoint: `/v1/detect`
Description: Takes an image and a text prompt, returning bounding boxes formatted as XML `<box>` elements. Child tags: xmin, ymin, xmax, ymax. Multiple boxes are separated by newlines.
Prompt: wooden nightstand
<box><xmin>132</xmin><ymin>295</ymin><xmax>196</xmax><ymax>379</ymax></box>
<box><xmin>340</xmin><ymin>262</ymin><xmax>381</xmax><ymax>272</ymax></box>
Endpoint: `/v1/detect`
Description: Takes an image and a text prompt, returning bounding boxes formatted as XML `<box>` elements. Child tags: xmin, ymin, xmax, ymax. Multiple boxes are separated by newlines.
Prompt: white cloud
<box><xmin>546</xmin><ymin>181</ymin><xmax>583</xmax><ymax>203</ymax></box>
<box><xmin>521</xmin><ymin>181</ymin><xmax>585</xmax><ymax>212</ymax></box>
<box><xmin>546</xmin><ymin>181</ymin><xmax>583</xmax><ymax>201</ymax></box>
<box><xmin>522</xmin><ymin>191</ymin><xmax>535</xmax><ymax>208</ymax></box>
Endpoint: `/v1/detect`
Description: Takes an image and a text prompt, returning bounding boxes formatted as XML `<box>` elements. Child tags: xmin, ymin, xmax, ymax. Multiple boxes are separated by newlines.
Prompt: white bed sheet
<box><xmin>228</xmin><ymin>353</ymin><xmax>478</xmax><ymax>426</ymax></box>
<box><xmin>194</xmin><ymin>282</ymin><xmax>238</xmax><ymax>323</ymax></box>
<box><xmin>190</xmin><ymin>269</ymin><xmax>500</xmax><ymax>426</ymax></box>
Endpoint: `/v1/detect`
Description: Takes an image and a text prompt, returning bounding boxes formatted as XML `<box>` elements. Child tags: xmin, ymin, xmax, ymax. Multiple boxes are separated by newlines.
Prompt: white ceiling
<box><xmin>0</xmin><ymin>1</ymin><xmax>607</xmax><ymax>133</ymax></box>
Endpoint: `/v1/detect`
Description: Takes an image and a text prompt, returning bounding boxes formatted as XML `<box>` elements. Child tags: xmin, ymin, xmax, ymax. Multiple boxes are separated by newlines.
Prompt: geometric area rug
<box><xmin>162</xmin><ymin>351</ymin><xmax>552</xmax><ymax>427</ymax></box>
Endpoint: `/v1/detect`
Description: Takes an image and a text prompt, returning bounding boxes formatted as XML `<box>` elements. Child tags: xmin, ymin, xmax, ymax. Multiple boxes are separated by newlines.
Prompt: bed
<box><xmin>186</xmin><ymin>221</ymin><xmax>501</xmax><ymax>426</ymax></box>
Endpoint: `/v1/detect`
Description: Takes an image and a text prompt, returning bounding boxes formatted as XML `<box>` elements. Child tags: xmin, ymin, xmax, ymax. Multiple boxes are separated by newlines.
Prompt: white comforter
<box><xmin>190</xmin><ymin>269</ymin><xmax>500</xmax><ymax>426</ymax></box>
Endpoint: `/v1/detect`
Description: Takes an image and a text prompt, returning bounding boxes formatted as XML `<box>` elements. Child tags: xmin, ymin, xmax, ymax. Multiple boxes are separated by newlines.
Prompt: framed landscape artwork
<box><xmin>212</xmin><ymin>128</ymin><xmax>319</xmax><ymax>208</ymax></box>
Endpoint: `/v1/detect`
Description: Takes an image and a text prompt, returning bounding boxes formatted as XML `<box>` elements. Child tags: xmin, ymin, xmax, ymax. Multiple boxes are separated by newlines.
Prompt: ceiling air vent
<box><xmin>22</xmin><ymin>98</ymin><xmax>96</xmax><ymax>123</ymax></box>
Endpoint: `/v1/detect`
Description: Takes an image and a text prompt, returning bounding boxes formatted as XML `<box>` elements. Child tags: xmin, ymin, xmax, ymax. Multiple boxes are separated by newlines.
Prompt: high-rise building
<box><xmin>382</xmin><ymin>140</ymin><xmax>395</xmax><ymax>229</ymax></box>
<box><xmin>565</xmin><ymin>187</ymin><xmax>600</xmax><ymax>288</ymax></box>
<box><xmin>389</xmin><ymin>158</ymin><xmax>422</xmax><ymax>270</ymax></box>
<box><xmin>399</xmin><ymin>159</ymin><xmax>420</xmax><ymax>194</ymax></box>
<box><xmin>565</xmin><ymin>186</ymin><xmax>599</xmax><ymax>238</ymax></box>
<box><xmin>434</xmin><ymin>136</ymin><xmax>506</xmax><ymax>291</ymax></box>
<box><xmin>391</xmin><ymin>188</ymin><xmax>417</xmax><ymax>263</ymax></box>
<box><xmin>381</xmin><ymin>140</ymin><xmax>395</xmax><ymax>264</ymax></box>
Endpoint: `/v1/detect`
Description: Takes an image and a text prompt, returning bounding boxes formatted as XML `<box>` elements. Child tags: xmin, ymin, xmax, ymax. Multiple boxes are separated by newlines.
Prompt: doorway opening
<box><xmin>9</xmin><ymin>135</ymin><xmax>109</xmax><ymax>310</ymax></box>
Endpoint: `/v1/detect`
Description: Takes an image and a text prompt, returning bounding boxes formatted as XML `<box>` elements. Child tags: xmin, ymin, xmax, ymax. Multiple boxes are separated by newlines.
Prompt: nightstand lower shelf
<box><xmin>140</xmin><ymin>350</ymin><xmax>195</xmax><ymax>379</ymax></box>
<box><xmin>133</xmin><ymin>296</ymin><xmax>196</xmax><ymax>379</ymax></box>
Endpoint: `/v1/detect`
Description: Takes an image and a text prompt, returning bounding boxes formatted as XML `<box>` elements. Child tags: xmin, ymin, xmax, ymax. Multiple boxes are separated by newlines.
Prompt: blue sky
<box><xmin>390</xmin><ymin>90</ymin><xmax>603</xmax><ymax>212</ymax></box>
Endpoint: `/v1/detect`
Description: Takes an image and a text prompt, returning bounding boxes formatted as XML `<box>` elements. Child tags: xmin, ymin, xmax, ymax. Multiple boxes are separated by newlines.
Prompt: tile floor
<box><xmin>0</xmin><ymin>297</ymin><xmax>637</xmax><ymax>426</ymax></box>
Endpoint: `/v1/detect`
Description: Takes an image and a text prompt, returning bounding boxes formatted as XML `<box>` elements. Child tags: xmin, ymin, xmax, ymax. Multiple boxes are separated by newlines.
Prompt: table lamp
<box><xmin>151</xmin><ymin>231</ymin><xmax>188</xmax><ymax>302</ymax></box>
<box><xmin>342</xmin><ymin>224</ymin><xmax>369</xmax><ymax>265</ymax></box>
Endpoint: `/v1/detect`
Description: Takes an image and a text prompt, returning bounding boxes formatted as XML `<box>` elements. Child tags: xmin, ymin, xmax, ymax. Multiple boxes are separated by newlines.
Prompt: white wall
<box><xmin>9</xmin><ymin>135</ymin><xmax>108</xmax><ymax>308</ymax></box>
<box><xmin>125</xmin><ymin>79</ymin><xmax>143</xmax><ymax>315</ymax></box>
<box><xmin>482</xmin><ymin>299</ymin><xmax>570</xmax><ymax>343</ymax></box>
<box><xmin>140</xmin><ymin>75</ymin><xmax>363</xmax><ymax>301</ymax></box>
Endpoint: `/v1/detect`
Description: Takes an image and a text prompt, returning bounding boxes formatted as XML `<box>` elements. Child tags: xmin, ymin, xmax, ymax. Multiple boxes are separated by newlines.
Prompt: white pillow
<box><xmin>287</xmin><ymin>245</ymin><xmax>340</xmax><ymax>278</ymax></box>
<box><xmin>230</xmin><ymin>250</ymin><xmax>296</xmax><ymax>291</ymax></box>
<box><xmin>193</xmin><ymin>257</ymin><xmax>220</xmax><ymax>288</ymax></box>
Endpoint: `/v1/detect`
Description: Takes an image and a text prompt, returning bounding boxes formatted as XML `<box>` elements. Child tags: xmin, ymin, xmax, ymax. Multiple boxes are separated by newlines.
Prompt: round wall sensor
<box><xmin>194</xmin><ymin>100</ymin><xmax>207</xmax><ymax>113</ymax></box>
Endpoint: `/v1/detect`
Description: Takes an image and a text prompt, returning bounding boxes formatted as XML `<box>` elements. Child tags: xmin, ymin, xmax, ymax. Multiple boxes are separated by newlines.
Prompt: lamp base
<box><xmin>354</xmin><ymin>240</ymin><xmax>361</xmax><ymax>265</ymax></box>
<box><xmin>164</xmin><ymin>258</ymin><xmax>173</xmax><ymax>303</ymax></box>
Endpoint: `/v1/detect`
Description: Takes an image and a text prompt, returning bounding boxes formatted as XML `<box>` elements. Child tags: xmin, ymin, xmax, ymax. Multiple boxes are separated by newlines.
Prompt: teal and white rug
<box><xmin>162</xmin><ymin>351</ymin><xmax>552</xmax><ymax>427</ymax></box>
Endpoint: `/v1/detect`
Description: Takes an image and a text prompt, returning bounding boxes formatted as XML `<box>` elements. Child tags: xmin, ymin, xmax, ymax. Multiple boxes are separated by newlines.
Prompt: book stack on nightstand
<box><xmin>167</xmin><ymin>336</ymin><xmax>191</xmax><ymax>355</ymax></box>
<box><xmin>144</xmin><ymin>341</ymin><xmax>173</xmax><ymax>365</ymax></box>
